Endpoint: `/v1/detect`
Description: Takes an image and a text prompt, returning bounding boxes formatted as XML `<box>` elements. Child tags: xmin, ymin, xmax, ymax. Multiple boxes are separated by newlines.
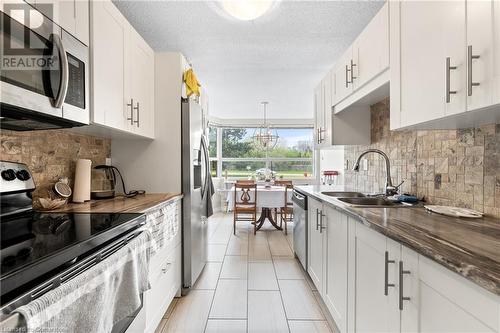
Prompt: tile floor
<box><xmin>155</xmin><ymin>213</ymin><xmax>334</xmax><ymax>333</ymax></box>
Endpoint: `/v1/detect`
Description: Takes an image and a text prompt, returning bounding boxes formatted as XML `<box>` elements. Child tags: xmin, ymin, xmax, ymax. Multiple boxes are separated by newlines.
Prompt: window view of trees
<box><xmin>209</xmin><ymin>127</ymin><xmax>314</xmax><ymax>179</ymax></box>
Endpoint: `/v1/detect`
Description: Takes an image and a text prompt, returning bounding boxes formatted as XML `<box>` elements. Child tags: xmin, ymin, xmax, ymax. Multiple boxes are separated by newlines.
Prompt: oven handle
<box><xmin>51</xmin><ymin>33</ymin><xmax>69</xmax><ymax>108</ymax></box>
<box><xmin>292</xmin><ymin>191</ymin><xmax>305</xmax><ymax>201</ymax></box>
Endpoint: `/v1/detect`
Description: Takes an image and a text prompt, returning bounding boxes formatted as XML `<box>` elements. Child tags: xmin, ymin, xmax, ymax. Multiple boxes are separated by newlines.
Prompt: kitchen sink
<box><xmin>321</xmin><ymin>191</ymin><xmax>366</xmax><ymax>198</ymax></box>
<box><xmin>337</xmin><ymin>197</ymin><xmax>402</xmax><ymax>207</ymax></box>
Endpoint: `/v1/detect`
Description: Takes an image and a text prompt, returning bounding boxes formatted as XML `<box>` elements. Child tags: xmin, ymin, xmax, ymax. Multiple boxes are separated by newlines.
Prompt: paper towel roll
<box><xmin>73</xmin><ymin>159</ymin><xmax>91</xmax><ymax>203</ymax></box>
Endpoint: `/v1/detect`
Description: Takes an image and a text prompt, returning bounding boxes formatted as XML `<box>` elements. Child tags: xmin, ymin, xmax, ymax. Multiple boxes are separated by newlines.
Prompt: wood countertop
<box><xmin>296</xmin><ymin>185</ymin><xmax>500</xmax><ymax>296</ymax></box>
<box><xmin>42</xmin><ymin>193</ymin><xmax>183</xmax><ymax>214</ymax></box>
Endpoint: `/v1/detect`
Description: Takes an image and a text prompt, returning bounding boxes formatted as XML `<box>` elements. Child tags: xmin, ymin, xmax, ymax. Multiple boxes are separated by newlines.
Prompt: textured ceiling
<box><xmin>113</xmin><ymin>0</ymin><xmax>385</xmax><ymax>119</ymax></box>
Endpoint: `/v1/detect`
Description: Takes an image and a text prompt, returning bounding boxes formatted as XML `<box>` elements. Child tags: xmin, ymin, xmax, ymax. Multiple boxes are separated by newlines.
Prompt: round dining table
<box><xmin>227</xmin><ymin>185</ymin><xmax>292</xmax><ymax>231</ymax></box>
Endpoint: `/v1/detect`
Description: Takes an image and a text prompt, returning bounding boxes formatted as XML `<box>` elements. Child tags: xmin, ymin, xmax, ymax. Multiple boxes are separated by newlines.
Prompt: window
<box><xmin>209</xmin><ymin>127</ymin><xmax>218</xmax><ymax>177</ymax></box>
<box><xmin>208</xmin><ymin>126</ymin><xmax>314</xmax><ymax>179</ymax></box>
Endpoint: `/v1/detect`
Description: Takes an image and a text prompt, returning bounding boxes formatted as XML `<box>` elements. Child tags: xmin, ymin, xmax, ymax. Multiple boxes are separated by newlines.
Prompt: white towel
<box><xmin>14</xmin><ymin>230</ymin><xmax>153</xmax><ymax>333</ymax></box>
<box><xmin>146</xmin><ymin>200</ymin><xmax>180</xmax><ymax>255</ymax></box>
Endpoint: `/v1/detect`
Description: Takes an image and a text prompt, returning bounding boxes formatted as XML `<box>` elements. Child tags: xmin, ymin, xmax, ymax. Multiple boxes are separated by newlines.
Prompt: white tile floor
<box><xmin>156</xmin><ymin>213</ymin><xmax>334</xmax><ymax>333</ymax></box>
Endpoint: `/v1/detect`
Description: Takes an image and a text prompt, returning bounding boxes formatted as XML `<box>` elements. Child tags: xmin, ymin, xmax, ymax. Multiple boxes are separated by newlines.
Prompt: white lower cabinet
<box><xmin>127</xmin><ymin>199</ymin><xmax>182</xmax><ymax>333</ymax></box>
<box><xmin>144</xmin><ymin>244</ymin><xmax>181</xmax><ymax>333</ymax></box>
<box><xmin>401</xmin><ymin>249</ymin><xmax>499</xmax><ymax>333</ymax></box>
<box><xmin>351</xmin><ymin>223</ymin><xmax>400</xmax><ymax>333</ymax></box>
<box><xmin>323</xmin><ymin>206</ymin><xmax>348</xmax><ymax>333</ymax></box>
<box><xmin>307</xmin><ymin>197</ymin><xmax>325</xmax><ymax>293</ymax></box>
<box><xmin>306</xmin><ymin>198</ymin><xmax>500</xmax><ymax>333</ymax></box>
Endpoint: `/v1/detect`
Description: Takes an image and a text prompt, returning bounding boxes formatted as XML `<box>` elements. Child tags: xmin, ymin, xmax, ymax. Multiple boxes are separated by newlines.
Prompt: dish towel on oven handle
<box><xmin>14</xmin><ymin>230</ymin><xmax>153</xmax><ymax>333</ymax></box>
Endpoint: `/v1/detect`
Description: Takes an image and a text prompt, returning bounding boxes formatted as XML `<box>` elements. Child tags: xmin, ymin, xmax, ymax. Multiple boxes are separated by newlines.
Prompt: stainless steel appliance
<box><xmin>0</xmin><ymin>3</ymin><xmax>89</xmax><ymax>130</ymax></box>
<box><xmin>292</xmin><ymin>189</ymin><xmax>308</xmax><ymax>270</ymax></box>
<box><xmin>181</xmin><ymin>99</ymin><xmax>211</xmax><ymax>291</ymax></box>
<box><xmin>0</xmin><ymin>161</ymin><xmax>146</xmax><ymax>332</ymax></box>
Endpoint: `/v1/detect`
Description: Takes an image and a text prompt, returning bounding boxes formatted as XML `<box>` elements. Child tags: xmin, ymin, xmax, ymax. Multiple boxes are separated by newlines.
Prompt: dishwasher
<box><xmin>291</xmin><ymin>189</ymin><xmax>307</xmax><ymax>270</ymax></box>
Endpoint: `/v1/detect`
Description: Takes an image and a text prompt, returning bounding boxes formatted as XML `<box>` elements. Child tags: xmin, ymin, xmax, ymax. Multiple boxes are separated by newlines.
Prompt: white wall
<box><xmin>319</xmin><ymin>147</ymin><xmax>345</xmax><ymax>185</ymax></box>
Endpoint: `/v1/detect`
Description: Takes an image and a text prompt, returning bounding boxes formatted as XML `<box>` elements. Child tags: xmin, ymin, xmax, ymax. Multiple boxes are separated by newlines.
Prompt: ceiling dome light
<box><xmin>220</xmin><ymin>1</ymin><xmax>276</xmax><ymax>21</ymax></box>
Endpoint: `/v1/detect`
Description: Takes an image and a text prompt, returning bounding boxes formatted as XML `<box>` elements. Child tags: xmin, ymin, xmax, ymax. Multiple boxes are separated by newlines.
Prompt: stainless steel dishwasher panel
<box><xmin>292</xmin><ymin>190</ymin><xmax>307</xmax><ymax>270</ymax></box>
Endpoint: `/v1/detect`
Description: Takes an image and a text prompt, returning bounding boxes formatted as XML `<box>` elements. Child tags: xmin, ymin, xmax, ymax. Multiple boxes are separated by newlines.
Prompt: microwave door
<box><xmin>0</xmin><ymin>8</ymin><xmax>63</xmax><ymax>117</ymax></box>
<box><xmin>60</xmin><ymin>30</ymin><xmax>88</xmax><ymax>124</ymax></box>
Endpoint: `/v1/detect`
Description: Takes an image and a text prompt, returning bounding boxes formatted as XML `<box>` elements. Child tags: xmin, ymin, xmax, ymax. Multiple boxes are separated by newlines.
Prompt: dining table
<box><xmin>227</xmin><ymin>185</ymin><xmax>292</xmax><ymax>231</ymax></box>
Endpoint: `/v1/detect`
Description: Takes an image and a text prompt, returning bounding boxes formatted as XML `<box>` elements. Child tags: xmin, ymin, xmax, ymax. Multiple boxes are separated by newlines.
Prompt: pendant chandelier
<box><xmin>252</xmin><ymin>102</ymin><xmax>279</xmax><ymax>149</ymax></box>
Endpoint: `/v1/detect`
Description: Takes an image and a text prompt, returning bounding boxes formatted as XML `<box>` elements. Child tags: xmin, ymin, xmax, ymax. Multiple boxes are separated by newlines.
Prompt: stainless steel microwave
<box><xmin>0</xmin><ymin>4</ymin><xmax>89</xmax><ymax>131</ymax></box>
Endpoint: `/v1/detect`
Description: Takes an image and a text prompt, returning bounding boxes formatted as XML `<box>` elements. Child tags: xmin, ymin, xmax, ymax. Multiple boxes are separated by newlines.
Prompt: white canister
<box><xmin>73</xmin><ymin>159</ymin><xmax>92</xmax><ymax>203</ymax></box>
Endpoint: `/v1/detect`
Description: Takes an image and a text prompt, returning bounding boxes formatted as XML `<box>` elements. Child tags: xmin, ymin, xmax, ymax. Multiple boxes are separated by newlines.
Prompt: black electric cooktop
<box><xmin>0</xmin><ymin>211</ymin><xmax>145</xmax><ymax>299</ymax></box>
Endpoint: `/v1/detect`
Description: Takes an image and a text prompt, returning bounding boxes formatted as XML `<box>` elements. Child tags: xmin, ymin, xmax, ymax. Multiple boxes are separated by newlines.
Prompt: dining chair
<box><xmin>274</xmin><ymin>180</ymin><xmax>293</xmax><ymax>234</ymax></box>
<box><xmin>233</xmin><ymin>183</ymin><xmax>258</xmax><ymax>235</ymax></box>
<box><xmin>236</xmin><ymin>179</ymin><xmax>255</xmax><ymax>185</ymax></box>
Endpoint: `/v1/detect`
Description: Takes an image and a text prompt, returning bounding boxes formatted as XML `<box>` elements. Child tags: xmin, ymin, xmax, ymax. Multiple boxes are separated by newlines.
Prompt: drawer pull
<box><xmin>467</xmin><ymin>45</ymin><xmax>480</xmax><ymax>96</ymax></box>
<box><xmin>384</xmin><ymin>251</ymin><xmax>395</xmax><ymax>295</ymax></box>
<box><xmin>399</xmin><ymin>261</ymin><xmax>411</xmax><ymax>310</ymax></box>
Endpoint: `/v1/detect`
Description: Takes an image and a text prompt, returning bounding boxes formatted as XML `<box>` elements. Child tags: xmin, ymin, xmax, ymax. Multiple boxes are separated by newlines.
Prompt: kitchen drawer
<box><xmin>145</xmin><ymin>244</ymin><xmax>181</xmax><ymax>333</ymax></box>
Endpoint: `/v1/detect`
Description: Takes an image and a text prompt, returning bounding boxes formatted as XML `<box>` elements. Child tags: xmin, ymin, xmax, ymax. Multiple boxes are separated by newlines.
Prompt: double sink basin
<box><xmin>320</xmin><ymin>191</ymin><xmax>403</xmax><ymax>208</ymax></box>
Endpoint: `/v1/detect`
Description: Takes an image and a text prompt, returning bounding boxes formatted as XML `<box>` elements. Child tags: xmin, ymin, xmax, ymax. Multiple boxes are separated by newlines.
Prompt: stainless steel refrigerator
<box><xmin>181</xmin><ymin>99</ymin><xmax>211</xmax><ymax>292</ymax></box>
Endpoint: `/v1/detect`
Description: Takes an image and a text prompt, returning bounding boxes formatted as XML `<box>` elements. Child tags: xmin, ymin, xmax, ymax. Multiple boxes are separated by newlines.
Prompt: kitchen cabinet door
<box><xmin>334</xmin><ymin>47</ymin><xmax>354</xmax><ymax>104</ymax></box>
<box><xmin>313</xmin><ymin>83</ymin><xmax>323</xmax><ymax>148</ymax></box>
<box><xmin>352</xmin><ymin>2</ymin><xmax>389</xmax><ymax>91</ymax></box>
<box><xmin>353</xmin><ymin>223</ymin><xmax>400</xmax><ymax>333</ymax></box>
<box><xmin>129</xmin><ymin>29</ymin><xmax>155</xmax><ymax>138</ymax></box>
<box><xmin>91</xmin><ymin>0</ymin><xmax>129</xmax><ymax>130</ymax></box>
<box><xmin>466</xmin><ymin>0</ymin><xmax>500</xmax><ymax>111</ymax></box>
<box><xmin>74</xmin><ymin>0</ymin><xmax>89</xmax><ymax>45</ymax></box>
<box><xmin>401</xmin><ymin>249</ymin><xmax>499</xmax><ymax>333</ymax></box>
<box><xmin>307</xmin><ymin>198</ymin><xmax>324</xmax><ymax>293</ymax></box>
<box><xmin>36</xmin><ymin>0</ymin><xmax>74</xmax><ymax>35</ymax></box>
<box><xmin>323</xmin><ymin>207</ymin><xmax>348</xmax><ymax>333</ymax></box>
<box><xmin>320</xmin><ymin>72</ymin><xmax>332</xmax><ymax>147</ymax></box>
<box><xmin>391</xmin><ymin>1</ymin><xmax>466</xmax><ymax>129</ymax></box>
<box><xmin>35</xmin><ymin>0</ymin><xmax>89</xmax><ymax>45</ymax></box>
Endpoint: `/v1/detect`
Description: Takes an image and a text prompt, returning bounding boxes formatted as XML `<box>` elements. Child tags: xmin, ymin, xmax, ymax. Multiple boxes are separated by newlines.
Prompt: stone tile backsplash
<box><xmin>0</xmin><ymin>129</ymin><xmax>111</xmax><ymax>199</ymax></box>
<box><xmin>344</xmin><ymin>98</ymin><xmax>500</xmax><ymax>218</ymax></box>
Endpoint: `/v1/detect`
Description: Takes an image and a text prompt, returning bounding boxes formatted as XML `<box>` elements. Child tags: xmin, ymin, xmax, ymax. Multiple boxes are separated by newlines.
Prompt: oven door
<box><xmin>0</xmin><ymin>4</ymin><xmax>88</xmax><ymax>126</ymax></box>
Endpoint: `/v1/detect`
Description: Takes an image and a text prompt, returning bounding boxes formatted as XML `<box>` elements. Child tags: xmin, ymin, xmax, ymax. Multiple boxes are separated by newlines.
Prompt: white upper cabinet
<box><xmin>91</xmin><ymin>0</ymin><xmax>128</xmax><ymax>131</ymax></box>
<box><xmin>129</xmin><ymin>29</ymin><xmax>155</xmax><ymax>137</ymax></box>
<box><xmin>314</xmin><ymin>71</ymin><xmax>333</xmax><ymax>148</ymax></box>
<box><xmin>314</xmin><ymin>3</ymin><xmax>387</xmax><ymax>146</ymax></box>
<box><xmin>90</xmin><ymin>0</ymin><xmax>155</xmax><ymax>139</ymax></box>
<box><xmin>333</xmin><ymin>46</ymin><xmax>354</xmax><ymax>104</ymax></box>
<box><xmin>390</xmin><ymin>1</ymin><xmax>466</xmax><ymax>129</ymax></box>
<box><xmin>35</xmin><ymin>0</ymin><xmax>89</xmax><ymax>45</ymax></box>
<box><xmin>314</xmin><ymin>82</ymin><xmax>323</xmax><ymax>148</ymax></box>
<box><xmin>466</xmin><ymin>1</ymin><xmax>500</xmax><ymax>111</ymax></box>
<box><xmin>352</xmin><ymin>2</ymin><xmax>389</xmax><ymax>91</ymax></box>
<box><xmin>391</xmin><ymin>0</ymin><xmax>500</xmax><ymax>130</ymax></box>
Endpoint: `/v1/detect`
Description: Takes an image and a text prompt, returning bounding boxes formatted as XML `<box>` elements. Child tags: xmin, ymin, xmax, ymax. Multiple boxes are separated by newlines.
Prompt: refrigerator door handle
<box><xmin>200</xmin><ymin>135</ymin><xmax>211</xmax><ymax>198</ymax></box>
